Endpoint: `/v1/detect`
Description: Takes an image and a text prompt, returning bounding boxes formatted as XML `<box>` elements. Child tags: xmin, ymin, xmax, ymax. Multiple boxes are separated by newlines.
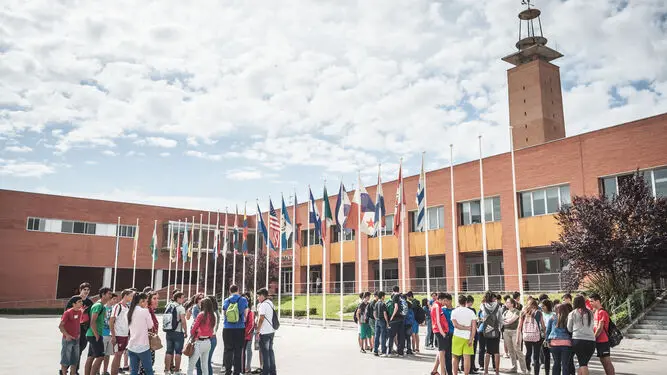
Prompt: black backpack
<box><xmin>265</xmin><ymin>302</ymin><xmax>280</xmax><ymax>330</ymax></box>
<box><xmin>414</xmin><ymin>304</ymin><xmax>426</xmax><ymax>324</ymax></box>
<box><xmin>482</xmin><ymin>304</ymin><xmax>501</xmax><ymax>339</ymax></box>
<box><xmin>353</xmin><ymin>304</ymin><xmax>360</xmax><ymax>324</ymax></box>
<box><xmin>607</xmin><ymin>315</ymin><xmax>623</xmax><ymax>347</ymax></box>
<box><xmin>162</xmin><ymin>303</ymin><xmax>179</xmax><ymax>332</ymax></box>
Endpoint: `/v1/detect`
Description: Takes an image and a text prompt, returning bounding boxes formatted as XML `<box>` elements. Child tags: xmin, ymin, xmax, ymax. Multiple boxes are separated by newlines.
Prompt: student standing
<box><xmin>102</xmin><ymin>293</ymin><xmax>119</xmax><ymax>375</ymax></box>
<box><xmin>85</xmin><ymin>287</ymin><xmax>113</xmax><ymax>375</ymax></box>
<box><xmin>256</xmin><ymin>288</ymin><xmax>277</xmax><ymax>375</ymax></box>
<box><xmin>429</xmin><ymin>293</ymin><xmax>451</xmax><ymax>375</ymax></box>
<box><xmin>451</xmin><ymin>294</ymin><xmax>477</xmax><ymax>375</ymax></box>
<box><xmin>357</xmin><ymin>292</ymin><xmax>372</xmax><ymax>353</ymax></box>
<box><xmin>197</xmin><ymin>296</ymin><xmax>220</xmax><ymax>375</ymax></box>
<box><xmin>546</xmin><ymin>303</ymin><xmax>573</xmax><ymax>375</ymax></box>
<box><xmin>241</xmin><ymin>293</ymin><xmax>255</xmax><ymax>374</ymax></box>
<box><xmin>66</xmin><ymin>282</ymin><xmax>94</xmax><ymax>370</ymax></box>
<box><xmin>567</xmin><ymin>296</ymin><xmax>596</xmax><ymax>375</ymax></box>
<box><xmin>223</xmin><ymin>285</ymin><xmax>249</xmax><ymax>375</ymax></box>
<box><xmin>518</xmin><ymin>299</ymin><xmax>545</xmax><ymax>375</ymax></box>
<box><xmin>138</xmin><ymin>292</ymin><xmax>159</xmax><ymax>375</ymax></box>
<box><xmin>590</xmin><ymin>294</ymin><xmax>615</xmax><ymax>375</ymax></box>
<box><xmin>502</xmin><ymin>298</ymin><xmax>527</xmax><ymax>374</ymax></box>
<box><xmin>387</xmin><ymin>292</ymin><xmax>406</xmax><ymax>357</ymax></box>
<box><xmin>541</xmin><ymin>300</ymin><xmax>555</xmax><ymax>375</ymax></box>
<box><xmin>110</xmin><ymin>290</ymin><xmax>133</xmax><ymax>375</ymax></box>
<box><xmin>423</xmin><ymin>298</ymin><xmax>433</xmax><ymax>351</ymax></box>
<box><xmin>187</xmin><ymin>298</ymin><xmax>216</xmax><ymax>375</ymax></box>
<box><xmin>127</xmin><ymin>293</ymin><xmax>154</xmax><ymax>375</ymax></box>
<box><xmin>480</xmin><ymin>292</ymin><xmax>503</xmax><ymax>375</ymax></box>
<box><xmin>373</xmin><ymin>291</ymin><xmax>390</xmax><ymax>357</ymax></box>
<box><xmin>60</xmin><ymin>296</ymin><xmax>84</xmax><ymax>375</ymax></box>
<box><xmin>164</xmin><ymin>291</ymin><xmax>188</xmax><ymax>375</ymax></box>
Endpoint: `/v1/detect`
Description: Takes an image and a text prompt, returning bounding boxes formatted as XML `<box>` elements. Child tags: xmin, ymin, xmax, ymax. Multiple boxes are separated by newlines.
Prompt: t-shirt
<box><xmin>169</xmin><ymin>302</ymin><xmax>187</xmax><ymax>333</ymax></box>
<box><xmin>451</xmin><ymin>306</ymin><xmax>477</xmax><ymax>340</ymax></box>
<box><xmin>223</xmin><ymin>294</ymin><xmax>249</xmax><ymax>329</ymax></box>
<box><xmin>390</xmin><ymin>295</ymin><xmax>404</xmax><ymax>322</ymax></box>
<box><xmin>443</xmin><ymin>307</ymin><xmax>454</xmax><ymax>332</ymax></box>
<box><xmin>258</xmin><ymin>299</ymin><xmax>275</xmax><ymax>335</ymax></box>
<box><xmin>503</xmin><ymin>308</ymin><xmax>520</xmax><ymax>330</ymax></box>
<box><xmin>112</xmin><ymin>303</ymin><xmax>130</xmax><ymax>336</ymax></box>
<box><xmin>375</xmin><ymin>300</ymin><xmax>388</xmax><ymax>322</ymax></box>
<box><xmin>127</xmin><ymin>306</ymin><xmax>153</xmax><ymax>353</ymax></box>
<box><xmin>103</xmin><ymin>305</ymin><xmax>112</xmax><ymax>336</ymax></box>
<box><xmin>192</xmin><ymin>304</ymin><xmax>201</xmax><ymax>320</ymax></box>
<box><xmin>244</xmin><ymin>310</ymin><xmax>255</xmax><ymax>341</ymax></box>
<box><xmin>61</xmin><ymin>308</ymin><xmax>82</xmax><ymax>339</ymax></box>
<box><xmin>430</xmin><ymin>301</ymin><xmax>448</xmax><ymax>334</ymax></box>
<box><xmin>594</xmin><ymin>309</ymin><xmax>610</xmax><ymax>343</ymax></box>
<box><xmin>86</xmin><ymin>302</ymin><xmax>106</xmax><ymax>337</ymax></box>
<box><xmin>66</xmin><ymin>296</ymin><xmax>93</xmax><ymax>325</ymax></box>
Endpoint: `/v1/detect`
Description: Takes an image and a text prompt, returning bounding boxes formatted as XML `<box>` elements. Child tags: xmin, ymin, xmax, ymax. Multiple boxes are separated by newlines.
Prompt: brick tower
<box><xmin>502</xmin><ymin>1</ymin><xmax>565</xmax><ymax>150</ymax></box>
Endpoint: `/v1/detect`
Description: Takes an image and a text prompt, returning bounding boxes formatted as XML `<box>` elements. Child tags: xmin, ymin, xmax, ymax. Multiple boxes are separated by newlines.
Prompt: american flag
<box><xmin>268</xmin><ymin>200</ymin><xmax>280</xmax><ymax>250</ymax></box>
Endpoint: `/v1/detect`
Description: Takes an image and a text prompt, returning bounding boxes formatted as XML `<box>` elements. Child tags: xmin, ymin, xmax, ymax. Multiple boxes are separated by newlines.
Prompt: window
<box><xmin>527</xmin><ymin>259</ymin><xmax>552</xmax><ymax>274</ymax></box>
<box><xmin>73</xmin><ymin>222</ymin><xmax>86</xmax><ymax>234</ymax></box>
<box><xmin>332</xmin><ymin>226</ymin><xmax>354</xmax><ymax>242</ymax></box>
<box><xmin>62</xmin><ymin>221</ymin><xmax>74</xmax><ymax>233</ymax></box>
<box><xmin>384</xmin><ymin>214</ymin><xmax>394</xmax><ymax>236</ymax></box>
<box><xmin>601</xmin><ymin>167</ymin><xmax>667</xmax><ymax>199</ymax></box>
<box><xmin>384</xmin><ymin>269</ymin><xmax>399</xmax><ymax>279</ymax></box>
<box><xmin>520</xmin><ymin>185</ymin><xmax>570</xmax><ymax>217</ymax></box>
<box><xmin>300</xmin><ymin>228</ymin><xmax>322</xmax><ymax>245</ymax></box>
<box><xmin>459</xmin><ymin>197</ymin><xmax>501</xmax><ymax>225</ymax></box>
<box><xmin>26</xmin><ymin>217</ymin><xmax>41</xmax><ymax>231</ymax></box>
<box><xmin>410</xmin><ymin>206</ymin><xmax>445</xmax><ymax>231</ymax></box>
<box><xmin>117</xmin><ymin>225</ymin><xmax>137</xmax><ymax>238</ymax></box>
<box><xmin>467</xmin><ymin>263</ymin><xmax>484</xmax><ymax>277</ymax></box>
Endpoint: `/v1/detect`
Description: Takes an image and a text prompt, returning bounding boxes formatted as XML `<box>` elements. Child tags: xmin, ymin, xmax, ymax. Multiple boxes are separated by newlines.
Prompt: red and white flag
<box><xmin>393</xmin><ymin>160</ymin><xmax>405</xmax><ymax>237</ymax></box>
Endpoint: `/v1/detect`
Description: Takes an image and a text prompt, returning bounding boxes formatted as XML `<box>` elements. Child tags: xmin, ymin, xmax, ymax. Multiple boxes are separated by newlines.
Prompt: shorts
<box><xmin>484</xmin><ymin>337</ymin><xmax>500</xmax><ymax>355</ymax></box>
<box><xmin>115</xmin><ymin>336</ymin><xmax>129</xmax><ymax>353</ymax></box>
<box><xmin>360</xmin><ymin>323</ymin><xmax>372</xmax><ymax>340</ymax></box>
<box><xmin>103</xmin><ymin>336</ymin><xmax>113</xmax><ymax>356</ymax></box>
<box><xmin>166</xmin><ymin>331</ymin><xmax>185</xmax><ymax>355</ymax></box>
<box><xmin>572</xmin><ymin>339</ymin><xmax>596</xmax><ymax>366</ymax></box>
<box><xmin>452</xmin><ymin>335</ymin><xmax>474</xmax><ymax>356</ymax></box>
<box><xmin>61</xmin><ymin>338</ymin><xmax>80</xmax><ymax>366</ymax></box>
<box><xmin>436</xmin><ymin>333</ymin><xmax>451</xmax><ymax>352</ymax></box>
<box><xmin>368</xmin><ymin>319</ymin><xmax>376</xmax><ymax>336</ymax></box>
<box><xmin>412</xmin><ymin>322</ymin><xmax>419</xmax><ymax>334</ymax></box>
<box><xmin>596</xmin><ymin>341</ymin><xmax>611</xmax><ymax>358</ymax></box>
<box><xmin>86</xmin><ymin>336</ymin><xmax>105</xmax><ymax>358</ymax></box>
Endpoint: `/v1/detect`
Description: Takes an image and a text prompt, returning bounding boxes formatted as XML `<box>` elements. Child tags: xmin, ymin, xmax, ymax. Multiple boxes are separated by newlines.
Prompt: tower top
<box><xmin>502</xmin><ymin>1</ymin><xmax>563</xmax><ymax>67</ymax></box>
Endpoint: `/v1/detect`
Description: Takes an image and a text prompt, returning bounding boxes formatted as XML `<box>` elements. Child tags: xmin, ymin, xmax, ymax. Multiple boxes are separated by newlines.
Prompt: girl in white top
<box><xmin>127</xmin><ymin>292</ymin><xmax>154</xmax><ymax>375</ymax></box>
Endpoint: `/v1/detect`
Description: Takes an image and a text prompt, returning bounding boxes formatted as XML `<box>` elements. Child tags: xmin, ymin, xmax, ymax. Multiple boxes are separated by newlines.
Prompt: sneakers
<box><xmin>380</xmin><ymin>353</ymin><xmax>388</xmax><ymax>358</ymax></box>
<box><xmin>374</xmin><ymin>352</ymin><xmax>379</xmax><ymax>357</ymax></box>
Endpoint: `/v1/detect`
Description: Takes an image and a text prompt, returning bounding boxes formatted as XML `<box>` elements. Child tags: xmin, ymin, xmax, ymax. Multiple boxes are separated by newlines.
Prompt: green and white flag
<box><xmin>322</xmin><ymin>185</ymin><xmax>333</xmax><ymax>241</ymax></box>
<box><xmin>150</xmin><ymin>225</ymin><xmax>158</xmax><ymax>261</ymax></box>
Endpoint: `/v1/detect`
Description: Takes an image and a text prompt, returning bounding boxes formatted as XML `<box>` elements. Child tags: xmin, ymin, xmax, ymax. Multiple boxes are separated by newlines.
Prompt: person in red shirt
<box><xmin>242</xmin><ymin>293</ymin><xmax>256</xmax><ymax>374</ymax></box>
<box><xmin>429</xmin><ymin>293</ymin><xmax>450</xmax><ymax>375</ymax></box>
<box><xmin>591</xmin><ymin>293</ymin><xmax>615</xmax><ymax>375</ymax></box>
<box><xmin>60</xmin><ymin>296</ymin><xmax>84</xmax><ymax>375</ymax></box>
<box><xmin>187</xmin><ymin>298</ymin><xmax>216</xmax><ymax>375</ymax></box>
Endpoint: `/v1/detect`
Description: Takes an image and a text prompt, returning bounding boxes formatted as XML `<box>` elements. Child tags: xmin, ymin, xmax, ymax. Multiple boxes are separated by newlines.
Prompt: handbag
<box><xmin>149</xmin><ymin>332</ymin><xmax>163</xmax><ymax>351</ymax></box>
<box><xmin>182</xmin><ymin>339</ymin><xmax>195</xmax><ymax>357</ymax></box>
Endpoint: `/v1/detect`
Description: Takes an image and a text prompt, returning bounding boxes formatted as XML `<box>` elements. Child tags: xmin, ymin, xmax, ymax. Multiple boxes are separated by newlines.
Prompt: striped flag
<box><xmin>321</xmin><ymin>186</ymin><xmax>333</xmax><ymax>242</ymax></box>
<box><xmin>375</xmin><ymin>165</ymin><xmax>386</xmax><ymax>233</ymax></box>
<box><xmin>222</xmin><ymin>211</ymin><xmax>229</xmax><ymax>257</ymax></box>
<box><xmin>268</xmin><ymin>200</ymin><xmax>280</xmax><ymax>250</ymax></box>
<box><xmin>309</xmin><ymin>187</ymin><xmax>322</xmax><ymax>245</ymax></box>
<box><xmin>233</xmin><ymin>206</ymin><xmax>239</xmax><ymax>254</ymax></box>
<box><xmin>182</xmin><ymin>224</ymin><xmax>189</xmax><ymax>262</ymax></box>
<box><xmin>150</xmin><ymin>224</ymin><xmax>158</xmax><ymax>261</ymax></box>
<box><xmin>257</xmin><ymin>202</ymin><xmax>268</xmax><ymax>247</ymax></box>
<box><xmin>281</xmin><ymin>195</ymin><xmax>293</xmax><ymax>250</ymax></box>
<box><xmin>242</xmin><ymin>205</ymin><xmax>248</xmax><ymax>253</ymax></box>
<box><xmin>416</xmin><ymin>155</ymin><xmax>426</xmax><ymax>232</ymax></box>
<box><xmin>132</xmin><ymin>220</ymin><xmax>139</xmax><ymax>261</ymax></box>
<box><xmin>393</xmin><ymin>160</ymin><xmax>405</xmax><ymax>236</ymax></box>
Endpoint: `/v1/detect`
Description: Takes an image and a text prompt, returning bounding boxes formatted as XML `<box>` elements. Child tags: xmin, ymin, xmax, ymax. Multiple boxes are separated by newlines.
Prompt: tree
<box><xmin>202</xmin><ymin>249</ymin><xmax>280</xmax><ymax>298</ymax></box>
<box><xmin>552</xmin><ymin>172</ymin><xmax>667</xmax><ymax>298</ymax></box>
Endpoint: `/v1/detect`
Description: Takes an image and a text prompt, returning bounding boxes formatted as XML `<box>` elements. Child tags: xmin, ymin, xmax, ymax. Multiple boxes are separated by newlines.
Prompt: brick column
<box><xmin>357</xmin><ymin>232</ymin><xmax>372</xmax><ymax>291</ymax></box>
<box><xmin>323</xmin><ymin>227</ymin><xmax>335</xmax><ymax>293</ymax></box>
<box><xmin>397</xmin><ymin>223</ymin><xmax>412</xmax><ymax>292</ymax></box>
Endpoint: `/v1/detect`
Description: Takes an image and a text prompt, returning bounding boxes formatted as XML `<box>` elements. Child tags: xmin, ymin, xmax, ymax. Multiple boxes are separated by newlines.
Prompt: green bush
<box><xmin>344</xmin><ymin>301</ymin><xmax>358</xmax><ymax>313</ymax></box>
<box><xmin>280</xmin><ymin>308</ymin><xmax>317</xmax><ymax>317</ymax></box>
<box><xmin>0</xmin><ymin>308</ymin><xmax>63</xmax><ymax>315</ymax></box>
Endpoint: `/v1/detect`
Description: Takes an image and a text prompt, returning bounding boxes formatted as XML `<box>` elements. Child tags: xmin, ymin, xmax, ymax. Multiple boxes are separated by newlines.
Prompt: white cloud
<box><xmin>185</xmin><ymin>150</ymin><xmax>223</xmax><ymax>161</ymax></box>
<box><xmin>102</xmin><ymin>150</ymin><xmax>117</xmax><ymax>157</ymax></box>
<box><xmin>226</xmin><ymin>167</ymin><xmax>262</xmax><ymax>181</ymax></box>
<box><xmin>136</xmin><ymin>136</ymin><xmax>178</xmax><ymax>148</ymax></box>
<box><xmin>186</xmin><ymin>137</ymin><xmax>199</xmax><ymax>147</ymax></box>
<box><xmin>159</xmin><ymin>152</ymin><xmax>170</xmax><ymax>157</ymax></box>
<box><xmin>84</xmin><ymin>160</ymin><xmax>98</xmax><ymax>165</ymax></box>
<box><xmin>4</xmin><ymin>145</ymin><xmax>33</xmax><ymax>153</ymax></box>
<box><xmin>0</xmin><ymin>159</ymin><xmax>56</xmax><ymax>177</ymax></box>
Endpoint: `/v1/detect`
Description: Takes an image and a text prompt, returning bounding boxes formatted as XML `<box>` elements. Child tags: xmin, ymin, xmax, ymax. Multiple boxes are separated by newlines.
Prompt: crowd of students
<box><xmin>355</xmin><ymin>287</ymin><xmax>617</xmax><ymax>375</ymax></box>
<box><xmin>59</xmin><ymin>282</ymin><xmax>278</xmax><ymax>375</ymax></box>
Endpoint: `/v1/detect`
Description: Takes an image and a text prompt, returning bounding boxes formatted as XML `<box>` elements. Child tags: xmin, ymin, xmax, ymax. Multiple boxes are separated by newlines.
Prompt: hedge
<box><xmin>279</xmin><ymin>308</ymin><xmax>317</xmax><ymax>317</ymax></box>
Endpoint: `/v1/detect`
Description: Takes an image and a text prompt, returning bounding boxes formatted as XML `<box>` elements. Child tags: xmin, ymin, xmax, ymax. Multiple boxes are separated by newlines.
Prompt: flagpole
<box><xmin>278</xmin><ymin>195</ymin><xmax>283</xmax><ymax>320</ymax></box>
<box><xmin>181</xmin><ymin>217</ymin><xmax>187</xmax><ymax>294</ymax></box>
<box><xmin>243</xmin><ymin>203</ymin><xmax>247</xmax><ymax>292</ymax></box>
<box><xmin>479</xmin><ymin>135</ymin><xmax>490</xmax><ymax>291</ymax></box>
<box><xmin>189</xmin><ymin>215</ymin><xmax>195</xmax><ymax>298</ymax></box>
<box><xmin>509</xmin><ymin>126</ymin><xmax>525</xmax><ymax>304</ymax></box>
<box><xmin>196</xmin><ymin>213</ymin><xmax>203</xmax><ymax>294</ymax></box>
<box><xmin>356</xmin><ymin>172</ymin><xmax>362</xmax><ymax>294</ymax></box>
<box><xmin>450</xmin><ymin>145</ymin><xmax>459</xmax><ymax>302</ymax></box>
<box><xmin>379</xmin><ymin>165</ymin><xmax>384</xmax><ymax>293</ymax></box>
<box><xmin>205</xmin><ymin>212</ymin><xmax>211</xmax><ymax>294</ymax></box>
<box><xmin>321</xmin><ymin>184</ymin><xmax>327</xmax><ymax>329</ymax></box>
<box><xmin>253</xmin><ymin>201</ymin><xmax>259</xmax><ymax>303</ymax></box>
<box><xmin>151</xmin><ymin>219</ymin><xmax>157</xmax><ymax>289</ymax></box>
<box><xmin>339</xmin><ymin>219</ymin><xmax>344</xmax><ymax>330</ymax></box>
<box><xmin>167</xmin><ymin>221</ymin><xmax>173</xmax><ymax>303</ymax></box>
<box><xmin>291</xmin><ymin>192</ymin><xmax>296</xmax><ymax>326</ymax></box>
<box><xmin>233</xmin><ymin>206</ymin><xmax>238</xmax><ymax>286</ymax></box>
<box><xmin>175</xmin><ymin>220</ymin><xmax>181</xmax><ymax>293</ymax></box>
<box><xmin>222</xmin><ymin>209</ymin><xmax>228</xmax><ymax>299</ymax></box>
<box><xmin>423</xmin><ymin>153</ymin><xmax>432</xmax><ymax>296</ymax></box>
<box><xmin>306</xmin><ymin>187</ymin><xmax>311</xmax><ymax>327</ymax></box>
<box><xmin>213</xmin><ymin>211</ymin><xmax>220</xmax><ymax>298</ymax></box>
<box><xmin>265</xmin><ymin>200</ymin><xmax>270</xmax><ymax>289</ymax></box>
<box><xmin>400</xmin><ymin>159</ymin><xmax>407</xmax><ymax>291</ymax></box>
<box><xmin>113</xmin><ymin>216</ymin><xmax>120</xmax><ymax>291</ymax></box>
<box><xmin>132</xmin><ymin>218</ymin><xmax>139</xmax><ymax>288</ymax></box>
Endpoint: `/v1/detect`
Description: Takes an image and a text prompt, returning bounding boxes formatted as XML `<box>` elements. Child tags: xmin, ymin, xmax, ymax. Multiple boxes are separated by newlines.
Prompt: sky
<box><xmin>1</xmin><ymin>0</ymin><xmax>666</xmax><ymax>212</ymax></box>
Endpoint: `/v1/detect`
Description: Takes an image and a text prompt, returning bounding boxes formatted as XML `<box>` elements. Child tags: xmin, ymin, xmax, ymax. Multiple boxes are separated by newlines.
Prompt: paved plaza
<box><xmin>1</xmin><ymin>315</ymin><xmax>663</xmax><ymax>374</ymax></box>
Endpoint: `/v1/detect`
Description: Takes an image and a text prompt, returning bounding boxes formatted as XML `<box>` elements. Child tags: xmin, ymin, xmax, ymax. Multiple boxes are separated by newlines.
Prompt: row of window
<box><xmin>601</xmin><ymin>167</ymin><xmax>667</xmax><ymax>199</ymax></box>
<box><xmin>26</xmin><ymin>217</ymin><xmax>137</xmax><ymax>238</ymax></box>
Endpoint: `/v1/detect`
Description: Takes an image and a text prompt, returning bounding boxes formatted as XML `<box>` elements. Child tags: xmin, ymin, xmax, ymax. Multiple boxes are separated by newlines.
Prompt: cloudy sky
<box><xmin>1</xmin><ymin>0</ymin><xmax>666</xmax><ymax>211</ymax></box>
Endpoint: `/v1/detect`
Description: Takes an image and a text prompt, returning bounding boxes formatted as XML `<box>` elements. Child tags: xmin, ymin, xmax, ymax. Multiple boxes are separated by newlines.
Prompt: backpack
<box><xmin>264</xmin><ymin>302</ymin><xmax>280</xmax><ymax>330</ymax></box>
<box><xmin>606</xmin><ymin>316</ymin><xmax>623</xmax><ymax>348</ymax></box>
<box><xmin>404</xmin><ymin>303</ymin><xmax>416</xmax><ymax>326</ymax></box>
<box><xmin>482</xmin><ymin>304</ymin><xmax>500</xmax><ymax>339</ymax></box>
<box><xmin>522</xmin><ymin>313</ymin><xmax>541</xmax><ymax>342</ymax></box>
<box><xmin>162</xmin><ymin>303</ymin><xmax>179</xmax><ymax>332</ymax></box>
<box><xmin>353</xmin><ymin>304</ymin><xmax>360</xmax><ymax>324</ymax></box>
<box><xmin>367</xmin><ymin>300</ymin><xmax>376</xmax><ymax>322</ymax></box>
<box><xmin>359</xmin><ymin>303</ymin><xmax>368</xmax><ymax>324</ymax></box>
<box><xmin>386</xmin><ymin>299</ymin><xmax>395</xmax><ymax>318</ymax></box>
<box><xmin>399</xmin><ymin>298</ymin><xmax>409</xmax><ymax>316</ymax></box>
<box><xmin>414</xmin><ymin>304</ymin><xmax>426</xmax><ymax>324</ymax></box>
<box><xmin>226</xmin><ymin>297</ymin><xmax>241</xmax><ymax>324</ymax></box>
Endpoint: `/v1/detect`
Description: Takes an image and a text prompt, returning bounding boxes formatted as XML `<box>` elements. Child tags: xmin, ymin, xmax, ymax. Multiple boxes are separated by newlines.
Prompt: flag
<box><xmin>182</xmin><ymin>224</ymin><xmax>189</xmax><ymax>262</ymax></box>
<box><xmin>335</xmin><ymin>182</ymin><xmax>351</xmax><ymax>228</ymax></box>
<box><xmin>268</xmin><ymin>200</ymin><xmax>280</xmax><ymax>250</ymax></box>
<box><xmin>257</xmin><ymin>203</ymin><xmax>269</xmax><ymax>248</ymax></box>
<box><xmin>393</xmin><ymin>160</ymin><xmax>405</xmax><ymax>236</ymax></box>
<box><xmin>309</xmin><ymin>187</ymin><xmax>322</xmax><ymax>245</ymax></box>
<box><xmin>294</xmin><ymin>193</ymin><xmax>301</xmax><ymax>247</ymax></box>
<box><xmin>222</xmin><ymin>211</ymin><xmax>229</xmax><ymax>258</ymax></box>
<box><xmin>375</xmin><ymin>165</ymin><xmax>386</xmax><ymax>233</ymax></box>
<box><xmin>321</xmin><ymin>186</ymin><xmax>333</xmax><ymax>242</ymax></box>
<box><xmin>213</xmin><ymin>228</ymin><xmax>219</xmax><ymax>261</ymax></box>
<box><xmin>132</xmin><ymin>221</ymin><xmax>139</xmax><ymax>261</ymax></box>
<box><xmin>281</xmin><ymin>195</ymin><xmax>293</xmax><ymax>250</ymax></box>
<box><xmin>352</xmin><ymin>175</ymin><xmax>377</xmax><ymax>236</ymax></box>
<box><xmin>416</xmin><ymin>156</ymin><xmax>426</xmax><ymax>232</ymax></box>
<box><xmin>242</xmin><ymin>205</ymin><xmax>248</xmax><ymax>254</ymax></box>
<box><xmin>233</xmin><ymin>206</ymin><xmax>239</xmax><ymax>254</ymax></box>
<box><xmin>150</xmin><ymin>224</ymin><xmax>158</xmax><ymax>261</ymax></box>
<box><xmin>188</xmin><ymin>219</ymin><xmax>194</xmax><ymax>259</ymax></box>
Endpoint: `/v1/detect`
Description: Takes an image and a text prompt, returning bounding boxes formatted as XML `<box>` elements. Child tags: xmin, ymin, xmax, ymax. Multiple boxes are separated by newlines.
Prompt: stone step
<box><xmin>626</xmin><ymin>328</ymin><xmax>667</xmax><ymax>335</ymax></box>
<box><xmin>634</xmin><ymin>323</ymin><xmax>667</xmax><ymax>330</ymax></box>
<box><xmin>640</xmin><ymin>319</ymin><xmax>667</xmax><ymax>324</ymax></box>
<box><xmin>645</xmin><ymin>312</ymin><xmax>667</xmax><ymax>318</ymax></box>
<box><xmin>625</xmin><ymin>333</ymin><xmax>667</xmax><ymax>341</ymax></box>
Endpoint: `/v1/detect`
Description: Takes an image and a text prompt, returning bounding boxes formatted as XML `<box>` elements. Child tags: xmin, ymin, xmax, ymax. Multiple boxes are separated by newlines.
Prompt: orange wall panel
<box><xmin>518</xmin><ymin>215</ymin><xmax>560</xmax><ymax>248</ymax></box>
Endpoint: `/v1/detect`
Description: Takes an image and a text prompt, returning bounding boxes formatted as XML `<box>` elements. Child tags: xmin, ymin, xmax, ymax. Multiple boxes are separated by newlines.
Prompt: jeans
<box><xmin>525</xmin><ymin>340</ymin><xmax>543</xmax><ymax>375</ymax></box>
<box><xmin>404</xmin><ymin>325</ymin><xmax>413</xmax><ymax>353</ymax></box>
<box><xmin>188</xmin><ymin>339</ymin><xmax>212</xmax><ymax>375</ymax></box>
<box><xmin>550</xmin><ymin>345</ymin><xmax>572</xmax><ymax>375</ymax></box>
<box><xmin>259</xmin><ymin>333</ymin><xmax>276</xmax><ymax>375</ymax></box>
<box><xmin>425</xmin><ymin>319</ymin><xmax>433</xmax><ymax>347</ymax></box>
<box><xmin>388</xmin><ymin>320</ymin><xmax>405</xmax><ymax>355</ymax></box>
<box><xmin>129</xmin><ymin>349</ymin><xmax>154</xmax><ymax>375</ymax></box>
<box><xmin>242</xmin><ymin>339</ymin><xmax>253</xmax><ymax>373</ymax></box>
<box><xmin>504</xmin><ymin>330</ymin><xmax>527</xmax><ymax>372</ymax></box>
<box><xmin>223</xmin><ymin>328</ymin><xmax>245</xmax><ymax>375</ymax></box>
<box><xmin>444</xmin><ymin>333</ymin><xmax>453</xmax><ymax>375</ymax></box>
<box><xmin>542</xmin><ymin>345</ymin><xmax>551</xmax><ymax>375</ymax></box>
<box><xmin>374</xmin><ymin>321</ymin><xmax>388</xmax><ymax>355</ymax></box>
<box><xmin>196</xmin><ymin>336</ymin><xmax>217</xmax><ymax>375</ymax></box>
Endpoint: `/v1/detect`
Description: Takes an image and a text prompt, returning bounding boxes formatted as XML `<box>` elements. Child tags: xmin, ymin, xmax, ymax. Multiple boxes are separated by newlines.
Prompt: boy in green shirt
<box><xmin>84</xmin><ymin>287</ymin><xmax>112</xmax><ymax>375</ymax></box>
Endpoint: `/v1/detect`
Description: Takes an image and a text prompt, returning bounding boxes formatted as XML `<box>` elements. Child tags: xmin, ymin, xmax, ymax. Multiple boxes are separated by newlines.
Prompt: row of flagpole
<box><xmin>109</xmin><ymin>129</ymin><xmax>527</xmax><ymax>317</ymax></box>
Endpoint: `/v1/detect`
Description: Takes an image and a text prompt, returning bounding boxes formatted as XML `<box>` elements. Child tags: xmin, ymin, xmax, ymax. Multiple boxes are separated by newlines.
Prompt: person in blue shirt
<box><xmin>222</xmin><ymin>285</ymin><xmax>249</xmax><ymax>375</ymax></box>
<box><xmin>441</xmin><ymin>293</ymin><xmax>455</xmax><ymax>375</ymax></box>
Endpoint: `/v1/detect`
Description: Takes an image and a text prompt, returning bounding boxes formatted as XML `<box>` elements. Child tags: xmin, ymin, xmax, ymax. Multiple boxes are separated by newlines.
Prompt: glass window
<box><xmin>602</xmin><ymin>177</ymin><xmax>617</xmax><ymax>199</ymax></box>
<box><xmin>461</xmin><ymin>202</ymin><xmax>471</xmax><ymax>225</ymax></box>
<box><xmin>470</xmin><ymin>201</ymin><xmax>481</xmax><ymax>224</ymax></box>
<box><xmin>492</xmin><ymin>197</ymin><xmax>501</xmax><ymax>221</ymax></box>
<box><xmin>533</xmin><ymin>190</ymin><xmax>546</xmax><ymax>215</ymax></box>
<box><xmin>85</xmin><ymin>223</ymin><xmax>96</xmax><ymax>235</ymax></box>
<box><xmin>62</xmin><ymin>221</ymin><xmax>74</xmax><ymax>233</ymax></box>
<box><xmin>654</xmin><ymin>168</ymin><xmax>667</xmax><ymax>197</ymax></box>
<box><xmin>560</xmin><ymin>185</ymin><xmax>571</xmax><ymax>206</ymax></box>
<box><xmin>26</xmin><ymin>217</ymin><xmax>40</xmax><ymax>231</ymax></box>
<box><xmin>546</xmin><ymin>187</ymin><xmax>560</xmax><ymax>213</ymax></box>
<box><xmin>426</xmin><ymin>206</ymin><xmax>444</xmax><ymax>230</ymax></box>
<box><xmin>73</xmin><ymin>222</ymin><xmax>85</xmax><ymax>234</ymax></box>
<box><xmin>460</xmin><ymin>198</ymin><xmax>500</xmax><ymax>225</ymax></box>
<box><xmin>484</xmin><ymin>198</ymin><xmax>493</xmax><ymax>222</ymax></box>
<box><xmin>409</xmin><ymin>211</ymin><xmax>418</xmax><ymax>232</ymax></box>
<box><xmin>521</xmin><ymin>192</ymin><xmax>532</xmax><ymax>218</ymax></box>
<box><xmin>384</xmin><ymin>215</ymin><xmax>394</xmax><ymax>236</ymax></box>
